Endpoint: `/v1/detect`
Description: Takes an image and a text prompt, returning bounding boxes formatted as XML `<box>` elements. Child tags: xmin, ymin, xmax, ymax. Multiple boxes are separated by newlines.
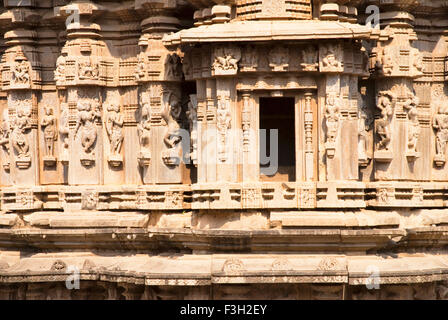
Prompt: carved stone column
<box><xmin>57</xmin><ymin>2</ymin><xmax>105</xmax><ymax>185</ymax></box>
<box><xmin>370</xmin><ymin>1</ymin><xmax>425</xmax><ymax>181</ymax></box>
<box><xmin>136</xmin><ymin>4</ymin><xmax>184</xmax><ymax>184</ymax></box>
<box><xmin>2</xmin><ymin>30</ymin><xmax>40</xmax><ymax>186</ymax></box>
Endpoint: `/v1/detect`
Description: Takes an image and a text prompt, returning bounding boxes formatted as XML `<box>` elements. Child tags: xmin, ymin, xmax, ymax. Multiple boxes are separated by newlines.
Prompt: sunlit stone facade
<box><xmin>0</xmin><ymin>0</ymin><xmax>447</xmax><ymax>299</ymax></box>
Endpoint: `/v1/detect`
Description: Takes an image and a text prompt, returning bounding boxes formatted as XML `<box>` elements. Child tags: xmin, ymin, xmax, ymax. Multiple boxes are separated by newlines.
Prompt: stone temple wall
<box><xmin>0</xmin><ymin>0</ymin><xmax>447</xmax><ymax>300</ymax></box>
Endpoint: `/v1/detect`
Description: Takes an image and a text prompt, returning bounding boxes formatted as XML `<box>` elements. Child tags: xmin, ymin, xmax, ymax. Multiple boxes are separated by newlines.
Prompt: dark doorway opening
<box><xmin>259</xmin><ymin>97</ymin><xmax>296</xmax><ymax>182</ymax></box>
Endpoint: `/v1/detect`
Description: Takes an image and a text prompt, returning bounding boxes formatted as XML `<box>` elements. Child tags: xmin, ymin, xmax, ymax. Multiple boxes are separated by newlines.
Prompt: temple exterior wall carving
<box><xmin>0</xmin><ymin>0</ymin><xmax>446</xmax><ymax>299</ymax></box>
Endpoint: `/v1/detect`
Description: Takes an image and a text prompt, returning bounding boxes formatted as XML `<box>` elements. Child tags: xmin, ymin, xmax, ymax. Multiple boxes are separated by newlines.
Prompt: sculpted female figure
<box><xmin>74</xmin><ymin>101</ymin><xmax>101</xmax><ymax>155</ymax></box>
<box><xmin>325</xmin><ymin>93</ymin><xmax>340</xmax><ymax>144</ymax></box>
<box><xmin>41</xmin><ymin>106</ymin><xmax>57</xmax><ymax>157</ymax></box>
<box><xmin>11</xmin><ymin>108</ymin><xmax>31</xmax><ymax>159</ymax></box>
<box><xmin>161</xmin><ymin>92</ymin><xmax>182</xmax><ymax>166</ymax></box>
<box><xmin>104</xmin><ymin>104</ymin><xmax>124</xmax><ymax>156</ymax></box>
<box><xmin>376</xmin><ymin>91</ymin><xmax>394</xmax><ymax>150</ymax></box>
<box><xmin>433</xmin><ymin>104</ymin><xmax>448</xmax><ymax>161</ymax></box>
<box><xmin>137</xmin><ymin>103</ymin><xmax>151</xmax><ymax>151</ymax></box>
<box><xmin>161</xmin><ymin>93</ymin><xmax>182</xmax><ymax>150</ymax></box>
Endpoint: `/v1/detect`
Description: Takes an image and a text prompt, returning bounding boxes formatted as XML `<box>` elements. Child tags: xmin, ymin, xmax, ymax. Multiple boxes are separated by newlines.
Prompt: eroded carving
<box><xmin>268</xmin><ymin>46</ymin><xmax>289</xmax><ymax>71</ymax></box>
<box><xmin>217</xmin><ymin>97</ymin><xmax>231</xmax><ymax>162</ymax></box>
<box><xmin>212</xmin><ymin>46</ymin><xmax>241</xmax><ymax>76</ymax></box>
<box><xmin>433</xmin><ymin>103</ymin><xmax>448</xmax><ymax>167</ymax></box>
<box><xmin>325</xmin><ymin>92</ymin><xmax>340</xmax><ymax>158</ymax></box>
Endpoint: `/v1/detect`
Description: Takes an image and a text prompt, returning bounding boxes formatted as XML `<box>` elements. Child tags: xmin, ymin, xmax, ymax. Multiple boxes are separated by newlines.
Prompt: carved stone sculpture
<box><xmin>165</xmin><ymin>53</ymin><xmax>182</xmax><ymax>79</ymax></box>
<box><xmin>212</xmin><ymin>46</ymin><xmax>241</xmax><ymax>76</ymax></box>
<box><xmin>11</xmin><ymin>107</ymin><xmax>32</xmax><ymax>169</ymax></box>
<box><xmin>40</xmin><ymin>106</ymin><xmax>57</xmax><ymax>166</ymax></box>
<box><xmin>320</xmin><ymin>43</ymin><xmax>342</xmax><ymax>72</ymax></box>
<box><xmin>403</xmin><ymin>94</ymin><xmax>420</xmax><ymax>160</ymax></box>
<box><xmin>161</xmin><ymin>92</ymin><xmax>182</xmax><ymax>166</ymax></box>
<box><xmin>268</xmin><ymin>46</ymin><xmax>289</xmax><ymax>71</ymax></box>
<box><xmin>0</xmin><ymin>109</ymin><xmax>10</xmax><ymax>171</ymax></box>
<box><xmin>241</xmin><ymin>45</ymin><xmax>258</xmax><ymax>71</ymax></box>
<box><xmin>12</xmin><ymin>53</ymin><xmax>30</xmax><ymax>87</ymax></box>
<box><xmin>74</xmin><ymin>100</ymin><xmax>101</xmax><ymax>166</ymax></box>
<box><xmin>104</xmin><ymin>104</ymin><xmax>124</xmax><ymax>167</ymax></box>
<box><xmin>358</xmin><ymin>90</ymin><xmax>372</xmax><ymax>167</ymax></box>
<box><xmin>78</xmin><ymin>60</ymin><xmax>99</xmax><ymax>80</ymax></box>
<box><xmin>433</xmin><ymin>104</ymin><xmax>448</xmax><ymax>167</ymax></box>
<box><xmin>54</xmin><ymin>47</ymin><xmax>68</xmax><ymax>85</ymax></box>
<box><xmin>301</xmin><ymin>46</ymin><xmax>318</xmax><ymax>71</ymax></box>
<box><xmin>217</xmin><ymin>98</ymin><xmax>231</xmax><ymax>162</ymax></box>
<box><xmin>137</xmin><ymin>102</ymin><xmax>151</xmax><ymax>167</ymax></box>
<box><xmin>376</xmin><ymin>91</ymin><xmax>395</xmax><ymax>154</ymax></box>
<box><xmin>186</xmin><ymin>94</ymin><xmax>198</xmax><ymax>165</ymax></box>
<box><xmin>59</xmin><ymin>103</ymin><xmax>70</xmax><ymax>165</ymax></box>
<box><xmin>325</xmin><ymin>93</ymin><xmax>340</xmax><ymax>158</ymax></box>
<box><xmin>135</xmin><ymin>54</ymin><xmax>146</xmax><ymax>81</ymax></box>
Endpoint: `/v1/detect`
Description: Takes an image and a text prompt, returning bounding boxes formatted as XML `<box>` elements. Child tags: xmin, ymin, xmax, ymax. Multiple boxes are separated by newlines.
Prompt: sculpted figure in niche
<box><xmin>358</xmin><ymin>89</ymin><xmax>372</xmax><ymax>165</ymax></box>
<box><xmin>165</xmin><ymin>53</ymin><xmax>182</xmax><ymax>78</ymax></box>
<box><xmin>104</xmin><ymin>104</ymin><xmax>124</xmax><ymax>157</ymax></box>
<box><xmin>135</xmin><ymin>55</ymin><xmax>146</xmax><ymax>81</ymax></box>
<box><xmin>324</xmin><ymin>93</ymin><xmax>340</xmax><ymax>158</ymax></box>
<box><xmin>376</xmin><ymin>91</ymin><xmax>395</xmax><ymax>151</ymax></box>
<box><xmin>380</xmin><ymin>47</ymin><xmax>393</xmax><ymax>75</ymax></box>
<box><xmin>217</xmin><ymin>98</ymin><xmax>232</xmax><ymax>162</ymax></box>
<box><xmin>241</xmin><ymin>45</ymin><xmax>258</xmax><ymax>70</ymax></box>
<box><xmin>40</xmin><ymin>106</ymin><xmax>58</xmax><ymax>159</ymax></box>
<box><xmin>433</xmin><ymin>104</ymin><xmax>448</xmax><ymax>166</ymax></box>
<box><xmin>11</xmin><ymin>107</ymin><xmax>31</xmax><ymax>160</ymax></box>
<box><xmin>182</xmin><ymin>54</ymin><xmax>192</xmax><ymax>78</ymax></box>
<box><xmin>137</xmin><ymin>102</ymin><xmax>151</xmax><ymax>166</ymax></box>
<box><xmin>0</xmin><ymin>110</ymin><xmax>11</xmax><ymax>170</ymax></box>
<box><xmin>12</xmin><ymin>60</ymin><xmax>30</xmax><ymax>85</ymax></box>
<box><xmin>403</xmin><ymin>94</ymin><xmax>420</xmax><ymax>155</ymax></box>
<box><xmin>268</xmin><ymin>46</ymin><xmax>289</xmax><ymax>71</ymax></box>
<box><xmin>301</xmin><ymin>46</ymin><xmax>318</xmax><ymax>71</ymax></box>
<box><xmin>212</xmin><ymin>47</ymin><xmax>241</xmax><ymax>74</ymax></box>
<box><xmin>74</xmin><ymin>101</ymin><xmax>101</xmax><ymax>156</ymax></box>
<box><xmin>59</xmin><ymin>103</ymin><xmax>70</xmax><ymax>163</ymax></box>
<box><xmin>54</xmin><ymin>48</ymin><xmax>68</xmax><ymax>83</ymax></box>
<box><xmin>78</xmin><ymin>60</ymin><xmax>99</xmax><ymax>80</ymax></box>
<box><xmin>322</xmin><ymin>44</ymin><xmax>342</xmax><ymax>70</ymax></box>
<box><xmin>161</xmin><ymin>92</ymin><xmax>182</xmax><ymax>166</ymax></box>
<box><xmin>411</xmin><ymin>47</ymin><xmax>423</xmax><ymax>76</ymax></box>
<box><xmin>186</xmin><ymin>95</ymin><xmax>198</xmax><ymax>164</ymax></box>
